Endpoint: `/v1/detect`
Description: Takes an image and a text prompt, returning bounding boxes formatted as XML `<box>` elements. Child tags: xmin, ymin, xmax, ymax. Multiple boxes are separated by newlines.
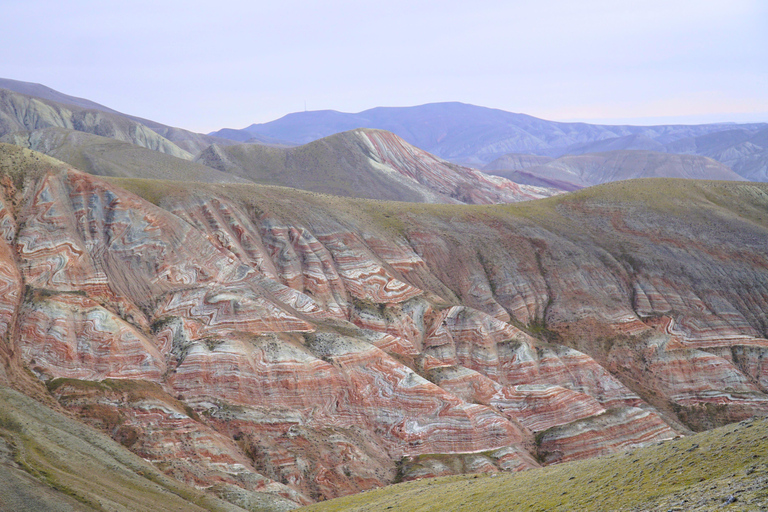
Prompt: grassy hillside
<box><xmin>300</xmin><ymin>416</ymin><xmax>768</xmax><ymax>511</ymax></box>
<box><xmin>0</xmin><ymin>386</ymin><xmax>244</xmax><ymax>512</ymax></box>
<box><xmin>111</xmin><ymin>173</ymin><xmax>768</xmax><ymax>232</ymax></box>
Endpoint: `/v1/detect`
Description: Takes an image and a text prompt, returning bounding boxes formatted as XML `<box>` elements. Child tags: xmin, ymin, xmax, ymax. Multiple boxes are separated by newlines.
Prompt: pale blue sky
<box><xmin>2</xmin><ymin>0</ymin><xmax>766</xmax><ymax>132</ymax></box>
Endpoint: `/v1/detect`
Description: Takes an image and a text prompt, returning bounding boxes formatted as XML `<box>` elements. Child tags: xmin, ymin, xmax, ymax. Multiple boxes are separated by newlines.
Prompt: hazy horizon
<box><xmin>2</xmin><ymin>0</ymin><xmax>766</xmax><ymax>132</ymax></box>
<box><xmin>214</xmin><ymin>102</ymin><xmax>768</xmax><ymax>132</ymax></box>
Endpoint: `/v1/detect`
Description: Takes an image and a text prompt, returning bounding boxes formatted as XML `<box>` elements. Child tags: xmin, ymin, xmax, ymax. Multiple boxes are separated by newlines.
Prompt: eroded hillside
<box><xmin>1</xmin><ymin>143</ymin><xmax>767</xmax><ymax>509</ymax></box>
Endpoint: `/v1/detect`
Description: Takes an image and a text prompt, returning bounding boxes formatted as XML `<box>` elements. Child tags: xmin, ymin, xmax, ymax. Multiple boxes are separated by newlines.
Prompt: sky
<box><xmin>2</xmin><ymin>0</ymin><xmax>767</xmax><ymax>133</ymax></box>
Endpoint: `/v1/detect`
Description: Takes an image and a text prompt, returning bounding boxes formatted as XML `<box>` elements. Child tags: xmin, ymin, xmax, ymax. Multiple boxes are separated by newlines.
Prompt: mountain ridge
<box><xmin>483</xmin><ymin>149</ymin><xmax>743</xmax><ymax>189</ymax></box>
<box><xmin>0</xmin><ymin>78</ymin><xmax>242</xmax><ymax>156</ymax></box>
<box><xmin>2</xmin><ymin>78</ymin><xmax>764</xmax><ymax>190</ymax></box>
<box><xmin>210</xmin><ymin>102</ymin><xmax>768</xmax><ymax>169</ymax></box>
<box><xmin>195</xmin><ymin>128</ymin><xmax>559</xmax><ymax>204</ymax></box>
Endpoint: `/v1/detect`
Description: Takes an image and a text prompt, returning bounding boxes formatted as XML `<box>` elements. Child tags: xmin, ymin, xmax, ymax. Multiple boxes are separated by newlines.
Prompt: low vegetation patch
<box><xmin>301</xmin><ymin>416</ymin><xmax>768</xmax><ymax>511</ymax></box>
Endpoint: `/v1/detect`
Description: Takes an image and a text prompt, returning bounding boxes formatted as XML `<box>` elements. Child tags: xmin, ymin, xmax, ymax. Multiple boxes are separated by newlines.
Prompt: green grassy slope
<box><xmin>110</xmin><ymin>173</ymin><xmax>768</xmax><ymax>232</ymax></box>
<box><xmin>0</xmin><ymin>386</ymin><xmax>244</xmax><ymax>512</ymax></box>
<box><xmin>299</xmin><ymin>416</ymin><xmax>768</xmax><ymax>512</ymax></box>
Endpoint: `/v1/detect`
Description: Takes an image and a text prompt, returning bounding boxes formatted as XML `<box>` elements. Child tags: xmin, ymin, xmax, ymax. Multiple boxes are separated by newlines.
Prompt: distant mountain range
<box><xmin>1</xmin><ymin>77</ymin><xmax>767</xmax><ymax>194</ymax></box>
<box><xmin>209</xmin><ymin>102</ymin><xmax>768</xmax><ymax>178</ymax></box>
<box><xmin>483</xmin><ymin>150</ymin><xmax>743</xmax><ymax>190</ymax></box>
<box><xmin>0</xmin><ymin>80</ymin><xmax>555</xmax><ymax>204</ymax></box>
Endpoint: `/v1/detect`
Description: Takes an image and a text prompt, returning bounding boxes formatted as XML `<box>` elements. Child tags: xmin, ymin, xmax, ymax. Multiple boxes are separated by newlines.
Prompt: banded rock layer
<box><xmin>2</xmin><ymin>144</ymin><xmax>768</xmax><ymax>508</ymax></box>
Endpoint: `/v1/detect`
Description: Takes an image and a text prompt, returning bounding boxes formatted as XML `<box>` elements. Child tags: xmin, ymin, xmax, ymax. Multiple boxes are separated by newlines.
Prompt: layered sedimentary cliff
<box><xmin>2</xmin><ymin>143</ymin><xmax>768</xmax><ymax>508</ymax></box>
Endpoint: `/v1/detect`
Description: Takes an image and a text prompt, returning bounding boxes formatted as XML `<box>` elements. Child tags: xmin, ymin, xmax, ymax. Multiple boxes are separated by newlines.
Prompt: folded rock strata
<box><xmin>3</xmin><ymin>144</ymin><xmax>768</xmax><ymax>507</ymax></box>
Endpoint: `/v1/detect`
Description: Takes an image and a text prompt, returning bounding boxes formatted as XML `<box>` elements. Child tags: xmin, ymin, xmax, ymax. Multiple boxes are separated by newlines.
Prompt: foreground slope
<box><xmin>2</xmin><ymin>143</ymin><xmax>768</xmax><ymax>508</ymax></box>
<box><xmin>196</xmin><ymin>128</ymin><xmax>557</xmax><ymax>204</ymax></box>
<box><xmin>484</xmin><ymin>150</ymin><xmax>743</xmax><ymax>190</ymax></box>
<box><xmin>301</xmin><ymin>416</ymin><xmax>768</xmax><ymax>511</ymax></box>
<box><xmin>0</xmin><ymin>386</ymin><xmax>253</xmax><ymax>512</ymax></box>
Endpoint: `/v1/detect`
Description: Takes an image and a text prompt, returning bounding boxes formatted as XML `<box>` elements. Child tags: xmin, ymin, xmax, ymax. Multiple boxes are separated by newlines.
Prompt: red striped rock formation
<box><xmin>3</xmin><ymin>146</ymin><xmax>768</xmax><ymax>507</ymax></box>
<box><xmin>492</xmin><ymin>385</ymin><xmax>607</xmax><ymax>433</ymax></box>
<box><xmin>48</xmin><ymin>378</ymin><xmax>310</xmax><ymax>506</ymax></box>
<box><xmin>537</xmin><ymin>407</ymin><xmax>676</xmax><ymax>464</ymax></box>
<box><xmin>360</xmin><ymin>129</ymin><xmax>557</xmax><ymax>204</ymax></box>
<box><xmin>0</xmin><ymin>237</ymin><xmax>20</xmax><ymax>343</ymax></box>
<box><xmin>19</xmin><ymin>294</ymin><xmax>166</xmax><ymax>381</ymax></box>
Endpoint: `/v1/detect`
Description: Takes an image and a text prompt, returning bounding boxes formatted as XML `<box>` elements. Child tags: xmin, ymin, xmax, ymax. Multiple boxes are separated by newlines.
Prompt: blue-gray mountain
<box><xmin>482</xmin><ymin>150</ymin><xmax>744</xmax><ymax>190</ymax></box>
<box><xmin>210</xmin><ymin>102</ymin><xmax>768</xmax><ymax>180</ymax></box>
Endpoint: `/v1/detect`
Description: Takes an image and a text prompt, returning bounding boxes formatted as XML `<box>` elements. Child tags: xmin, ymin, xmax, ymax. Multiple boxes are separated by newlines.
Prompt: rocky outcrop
<box><xmin>19</xmin><ymin>294</ymin><xmax>166</xmax><ymax>382</ymax></box>
<box><xmin>3</xmin><ymin>145</ymin><xmax>768</xmax><ymax>507</ymax></box>
<box><xmin>47</xmin><ymin>378</ymin><xmax>310</xmax><ymax>507</ymax></box>
<box><xmin>536</xmin><ymin>407</ymin><xmax>676</xmax><ymax>464</ymax></box>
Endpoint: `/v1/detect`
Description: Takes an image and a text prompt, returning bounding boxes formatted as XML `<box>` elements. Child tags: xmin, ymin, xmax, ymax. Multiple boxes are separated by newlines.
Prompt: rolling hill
<box><xmin>483</xmin><ymin>150</ymin><xmax>743</xmax><ymax>190</ymax></box>
<box><xmin>195</xmin><ymin>128</ymin><xmax>559</xmax><ymax>204</ymax></box>
<box><xmin>0</xmin><ymin>81</ymin><xmax>558</xmax><ymax>203</ymax></box>
<box><xmin>665</xmin><ymin>126</ymin><xmax>768</xmax><ymax>181</ymax></box>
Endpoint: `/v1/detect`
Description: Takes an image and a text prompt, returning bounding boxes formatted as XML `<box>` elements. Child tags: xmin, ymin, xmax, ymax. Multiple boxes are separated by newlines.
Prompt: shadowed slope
<box><xmin>482</xmin><ymin>153</ymin><xmax>554</xmax><ymax>172</ymax></box>
<box><xmin>0</xmin><ymin>386</ymin><xmax>248</xmax><ymax>512</ymax></box>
